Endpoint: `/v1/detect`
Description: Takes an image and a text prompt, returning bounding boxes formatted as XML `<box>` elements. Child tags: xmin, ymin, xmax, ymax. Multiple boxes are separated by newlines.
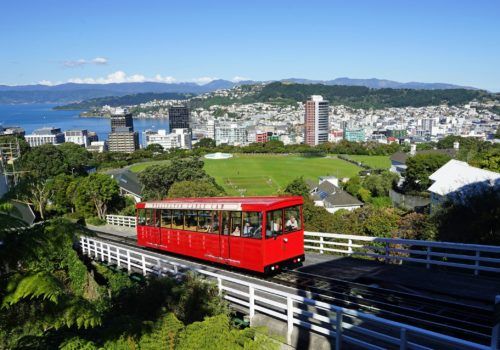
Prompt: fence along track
<box><xmin>80</xmin><ymin>235</ymin><xmax>498</xmax><ymax>349</ymax></box>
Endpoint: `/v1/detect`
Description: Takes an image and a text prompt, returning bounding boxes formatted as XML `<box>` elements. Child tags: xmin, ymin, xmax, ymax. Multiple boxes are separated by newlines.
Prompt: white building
<box><xmin>304</xmin><ymin>95</ymin><xmax>329</xmax><ymax>146</ymax></box>
<box><xmin>25</xmin><ymin>127</ymin><xmax>65</xmax><ymax>147</ymax></box>
<box><xmin>64</xmin><ymin>129</ymin><xmax>89</xmax><ymax>147</ymax></box>
<box><xmin>143</xmin><ymin>129</ymin><xmax>192</xmax><ymax>150</ymax></box>
<box><xmin>87</xmin><ymin>141</ymin><xmax>108</xmax><ymax>153</ymax></box>
<box><xmin>215</xmin><ymin>123</ymin><xmax>247</xmax><ymax>146</ymax></box>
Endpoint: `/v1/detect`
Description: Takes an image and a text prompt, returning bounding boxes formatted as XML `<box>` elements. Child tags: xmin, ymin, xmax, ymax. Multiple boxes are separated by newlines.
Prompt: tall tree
<box><xmin>167</xmin><ymin>180</ymin><xmax>224</xmax><ymax>198</ymax></box>
<box><xmin>403</xmin><ymin>153</ymin><xmax>451</xmax><ymax>192</ymax></box>
<box><xmin>76</xmin><ymin>174</ymin><xmax>120</xmax><ymax>219</ymax></box>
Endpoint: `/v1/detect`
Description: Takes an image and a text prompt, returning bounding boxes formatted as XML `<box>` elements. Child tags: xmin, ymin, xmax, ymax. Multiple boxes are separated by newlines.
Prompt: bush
<box><xmin>86</xmin><ymin>217</ymin><xmax>106</xmax><ymax>226</ymax></box>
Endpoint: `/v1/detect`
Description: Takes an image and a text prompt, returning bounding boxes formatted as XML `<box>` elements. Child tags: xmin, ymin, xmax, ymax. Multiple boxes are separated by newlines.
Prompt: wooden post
<box><xmin>126</xmin><ymin>250</ymin><xmax>131</xmax><ymax>272</ymax></box>
<box><xmin>474</xmin><ymin>251</ymin><xmax>480</xmax><ymax>276</ymax></box>
<box><xmin>249</xmin><ymin>286</ymin><xmax>255</xmax><ymax>319</ymax></box>
<box><xmin>400</xmin><ymin>328</ymin><xmax>407</xmax><ymax>350</ymax></box>
<box><xmin>426</xmin><ymin>247</ymin><xmax>431</xmax><ymax>269</ymax></box>
<box><xmin>348</xmin><ymin>239</ymin><xmax>353</xmax><ymax>255</ymax></box>
<box><xmin>320</xmin><ymin>236</ymin><xmax>324</xmax><ymax>254</ymax></box>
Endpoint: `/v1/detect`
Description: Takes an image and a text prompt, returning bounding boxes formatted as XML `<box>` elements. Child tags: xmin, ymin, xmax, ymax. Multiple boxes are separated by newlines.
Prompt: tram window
<box><xmin>266</xmin><ymin>210</ymin><xmax>283</xmax><ymax>238</ymax></box>
<box><xmin>145</xmin><ymin>209</ymin><xmax>154</xmax><ymax>226</ymax></box>
<box><xmin>153</xmin><ymin>210</ymin><xmax>160</xmax><ymax>227</ymax></box>
<box><xmin>221</xmin><ymin>211</ymin><xmax>230</xmax><ymax>235</ymax></box>
<box><xmin>242</xmin><ymin>212</ymin><xmax>262</xmax><ymax>239</ymax></box>
<box><xmin>284</xmin><ymin>206</ymin><xmax>301</xmax><ymax>233</ymax></box>
<box><xmin>172</xmin><ymin>210</ymin><xmax>184</xmax><ymax>230</ymax></box>
<box><xmin>230</xmin><ymin>212</ymin><xmax>242</xmax><ymax>236</ymax></box>
<box><xmin>212</xmin><ymin>211</ymin><xmax>220</xmax><ymax>234</ymax></box>
<box><xmin>197</xmin><ymin>210</ymin><xmax>211</xmax><ymax>233</ymax></box>
<box><xmin>137</xmin><ymin>209</ymin><xmax>146</xmax><ymax>226</ymax></box>
<box><xmin>185</xmin><ymin>211</ymin><xmax>198</xmax><ymax>231</ymax></box>
<box><xmin>161</xmin><ymin>209</ymin><xmax>172</xmax><ymax>228</ymax></box>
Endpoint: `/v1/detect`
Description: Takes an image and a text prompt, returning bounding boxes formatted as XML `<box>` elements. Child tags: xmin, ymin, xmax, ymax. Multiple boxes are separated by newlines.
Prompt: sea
<box><xmin>0</xmin><ymin>104</ymin><xmax>171</xmax><ymax>145</ymax></box>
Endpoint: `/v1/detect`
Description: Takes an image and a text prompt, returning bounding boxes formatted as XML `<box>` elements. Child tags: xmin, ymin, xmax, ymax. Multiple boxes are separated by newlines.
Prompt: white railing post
<box><xmin>141</xmin><ymin>255</ymin><xmax>147</xmax><ymax>275</ymax></box>
<box><xmin>426</xmin><ymin>247</ymin><xmax>431</xmax><ymax>269</ymax></box>
<box><xmin>320</xmin><ymin>236</ymin><xmax>324</xmax><ymax>254</ymax></box>
<box><xmin>492</xmin><ymin>295</ymin><xmax>500</xmax><ymax>350</ymax></box>
<box><xmin>126</xmin><ymin>250</ymin><xmax>131</xmax><ymax>272</ymax></box>
<box><xmin>286</xmin><ymin>296</ymin><xmax>294</xmax><ymax>344</ymax></box>
<box><xmin>400</xmin><ymin>328</ymin><xmax>407</xmax><ymax>350</ymax></box>
<box><xmin>336</xmin><ymin>309</ymin><xmax>343</xmax><ymax>350</ymax></box>
<box><xmin>474</xmin><ymin>251</ymin><xmax>480</xmax><ymax>276</ymax></box>
<box><xmin>249</xmin><ymin>285</ymin><xmax>255</xmax><ymax>319</ymax></box>
<box><xmin>348</xmin><ymin>239</ymin><xmax>353</xmax><ymax>255</ymax></box>
<box><xmin>117</xmin><ymin>248</ymin><xmax>121</xmax><ymax>268</ymax></box>
<box><xmin>217</xmin><ymin>277</ymin><xmax>223</xmax><ymax>295</ymax></box>
<box><xmin>94</xmin><ymin>240</ymin><xmax>98</xmax><ymax>259</ymax></box>
<box><xmin>80</xmin><ymin>237</ymin><xmax>85</xmax><ymax>254</ymax></box>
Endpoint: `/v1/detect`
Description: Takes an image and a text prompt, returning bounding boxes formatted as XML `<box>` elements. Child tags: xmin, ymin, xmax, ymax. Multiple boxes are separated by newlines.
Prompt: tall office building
<box><xmin>168</xmin><ymin>106</ymin><xmax>190</xmax><ymax>131</ymax></box>
<box><xmin>108</xmin><ymin>109</ymin><xmax>139</xmax><ymax>153</ymax></box>
<box><xmin>110</xmin><ymin>108</ymin><xmax>134</xmax><ymax>133</ymax></box>
<box><xmin>304</xmin><ymin>95</ymin><xmax>329</xmax><ymax>146</ymax></box>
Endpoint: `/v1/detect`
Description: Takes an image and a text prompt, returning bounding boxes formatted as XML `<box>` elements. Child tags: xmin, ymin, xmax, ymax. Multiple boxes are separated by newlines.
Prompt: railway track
<box><xmin>88</xmin><ymin>229</ymin><xmax>495</xmax><ymax>345</ymax></box>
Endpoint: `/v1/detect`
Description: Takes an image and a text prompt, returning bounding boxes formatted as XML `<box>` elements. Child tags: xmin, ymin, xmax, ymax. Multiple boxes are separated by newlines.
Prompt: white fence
<box><xmin>106</xmin><ymin>215</ymin><xmax>137</xmax><ymax>228</ymax></box>
<box><xmin>80</xmin><ymin>236</ymin><xmax>496</xmax><ymax>350</ymax></box>
<box><xmin>305</xmin><ymin>232</ymin><xmax>500</xmax><ymax>276</ymax></box>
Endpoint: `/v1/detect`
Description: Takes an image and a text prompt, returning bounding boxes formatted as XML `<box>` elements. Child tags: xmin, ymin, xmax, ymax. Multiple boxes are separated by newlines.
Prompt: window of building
<box><xmin>266</xmin><ymin>210</ymin><xmax>283</xmax><ymax>238</ymax></box>
<box><xmin>185</xmin><ymin>211</ymin><xmax>198</xmax><ymax>231</ymax></box>
<box><xmin>242</xmin><ymin>212</ymin><xmax>262</xmax><ymax>239</ymax></box>
<box><xmin>284</xmin><ymin>206</ymin><xmax>301</xmax><ymax>233</ymax></box>
<box><xmin>161</xmin><ymin>209</ymin><xmax>172</xmax><ymax>228</ymax></box>
<box><xmin>172</xmin><ymin>210</ymin><xmax>184</xmax><ymax>229</ymax></box>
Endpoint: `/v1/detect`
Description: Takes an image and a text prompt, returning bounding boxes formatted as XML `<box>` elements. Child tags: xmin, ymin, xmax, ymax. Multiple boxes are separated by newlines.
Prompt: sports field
<box><xmin>344</xmin><ymin>155</ymin><xmax>391</xmax><ymax>169</ymax></box>
<box><xmin>203</xmin><ymin>154</ymin><xmax>361</xmax><ymax>195</ymax></box>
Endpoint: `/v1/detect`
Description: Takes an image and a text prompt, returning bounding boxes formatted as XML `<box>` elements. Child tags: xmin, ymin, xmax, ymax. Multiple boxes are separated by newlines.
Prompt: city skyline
<box><xmin>1</xmin><ymin>0</ymin><xmax>499</xmax><ymax>91</ymax></box>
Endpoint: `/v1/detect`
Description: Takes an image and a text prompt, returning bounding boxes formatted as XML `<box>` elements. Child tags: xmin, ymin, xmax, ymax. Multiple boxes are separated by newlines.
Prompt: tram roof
<box><xmin>138</xmin><ymin>196</ymin><xmax>303</xmax><ymax>211</ymax></box>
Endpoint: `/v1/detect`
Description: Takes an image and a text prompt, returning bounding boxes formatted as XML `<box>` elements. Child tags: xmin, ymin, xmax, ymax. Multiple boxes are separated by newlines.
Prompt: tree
<box><xmin>47</xmin><ymin>174</ymin><xmax>76</xmax><ymax>214</ymax></box>
<box><xmin>284</xmin><ymin>177</ymin><xmax>310</xmax><ymax>197</ymax></box>
<box><xmin>398</xmin><ymin>212</ymin><xmax>436</xmax><ymax>240</ymax></box>
<box><xmin>139</xmin><ymin>158</ymin><xmax>213</xmax><ymax>200</ymax></box>
<box><xmin>14</xmin><ymin>176</ymin><xmax>52</xmax><ymax>219</ymax></box>
<box><xmin>146</xmin><ymin>143</ymin><xmax>164</xmax><ymax>153</ymax></box>
<box><xmin>76</xmin><ymin>174</ymin><xmax>120</xmax><ymax>219</ymax></box>
<box><xmin>58</xmin><ymin>143</ymin><xmax>93</xmax><ymax>175</ymax></box>
<box><xmin>194</xmin><ymin>138</ymin><xmax>216</xmax><ymax>149</ymax></box>
<box><xmin>403</xmin><ymin>153</ymin><xmax>451</xmax><ymax>192</ymax></box>
<box><xmin>167</xmin><ymin>180</ymin><xmax>224</xmax><ymax>198</ymax></box>
<box><xmin>470</xmin><ymin>148</ymin><xmax>500</xmax><ymax>172</ymax></box>
<box><xmin>20</xmin><ymin>144</ymin><xmax>69</xmax><ymax>179</ymax></box>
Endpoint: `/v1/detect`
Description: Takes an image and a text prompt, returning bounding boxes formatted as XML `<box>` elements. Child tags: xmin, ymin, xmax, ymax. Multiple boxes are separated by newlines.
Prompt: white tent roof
<box><xmin>428</xmin><ymin>159</ymin><xmax>500</xmax><ymax>196</ymax></box>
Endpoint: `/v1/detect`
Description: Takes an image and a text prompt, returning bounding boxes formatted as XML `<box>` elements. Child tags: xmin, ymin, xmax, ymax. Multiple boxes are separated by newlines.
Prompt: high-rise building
<box><xmin>168</xmin><ymin>106</ymin><xmax>190</xmax><ymax>130</ymax></box>
<box><xmin>142</xmin><ymin>129</ymin><xmax>192</xmax><ymax>150</ymax></box>
<box><xmin>108</xmin><ymin>109</ymin><xmax>139</xmax><ymax>153</ymax></box>
<box><xmin>110</xmin><ymin>109</ymin><xmax>134</xmax><ymax>133</ymax></box>
<box><xmin>304</xmin><ymin>95</ymin><xmax>329</xmax><ymax>146</ymax></box>
<box><xmin>215</xmin><ymin>123</ymin><xmax>247</xmax><ymax>145</ymax></box>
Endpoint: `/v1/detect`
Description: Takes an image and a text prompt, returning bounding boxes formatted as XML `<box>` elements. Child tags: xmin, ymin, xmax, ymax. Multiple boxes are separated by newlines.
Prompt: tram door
<box><xmin>150</xmin><ymin>210</ymin><xmax>161</xmax><ymax>246</ymax></box>
<box><xmin>219</xmin><ymin>211</ymin><xmax>230</xmax><ymax>261</ymax></box>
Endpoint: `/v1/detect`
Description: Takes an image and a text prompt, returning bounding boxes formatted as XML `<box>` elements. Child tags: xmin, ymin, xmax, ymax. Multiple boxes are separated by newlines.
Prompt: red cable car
<box><xmin>136</xmin><ymin>196</ymin><xmax>304</xmax><ymax>273</ymax></box>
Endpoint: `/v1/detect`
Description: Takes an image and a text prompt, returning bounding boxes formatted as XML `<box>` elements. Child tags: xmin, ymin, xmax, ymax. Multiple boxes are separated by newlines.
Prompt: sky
<box><xmin>1</xmin><ymin>0</ymin><xmax>499</xmax><ymax>91</ymax></box>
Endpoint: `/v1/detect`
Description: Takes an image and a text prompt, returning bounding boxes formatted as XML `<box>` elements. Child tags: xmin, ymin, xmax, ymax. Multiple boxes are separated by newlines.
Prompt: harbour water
<box><xmin>0</xmin><ymin>104</ymin><xmax>170</xmax><ymax>144</ymax></box>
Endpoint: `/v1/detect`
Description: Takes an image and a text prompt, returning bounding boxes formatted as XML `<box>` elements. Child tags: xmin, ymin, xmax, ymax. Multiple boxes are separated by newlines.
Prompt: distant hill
<box><xmin>54</xmin><ymin>92</ymin><xmax>195</xmax><ymax>110</ymax></box>
<box><xmin>280</xmin><ymin>78</ymin><xmax>477</xmax><ymax>90</ymax></box>
<box><xmin>191</xmin><ymin>82</ymin><xmax>494</xmax><ymax>109</ymax></box>
<box><xmin>0</xmin><ymin>77</ymin><xmax>482</xmax><ymax>104</ymax></box>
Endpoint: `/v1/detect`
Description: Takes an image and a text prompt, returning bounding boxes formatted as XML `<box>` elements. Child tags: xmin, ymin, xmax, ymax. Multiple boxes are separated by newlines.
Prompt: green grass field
<box><xmin>344</xmin><ymin>155</ymin><xmax>391</xmax><ymax>169</ymax></box>
<box><xmin>203</xmin><ymin>154</ymin><xmax>361</xmax><ymax>195</ymax></box>
<box><xmin>129</xmin><ymin>160</ymin><xmax>171</xmax><ymax>172</ymax></box>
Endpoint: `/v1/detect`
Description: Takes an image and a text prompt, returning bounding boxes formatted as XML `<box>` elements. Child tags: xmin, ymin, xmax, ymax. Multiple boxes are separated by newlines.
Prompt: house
<box><xmin>427</xmin><ymin>159</ymin><xmax>500</xmax><ymax>211</ymax></box>
<box><xmin>307</xmin><ymin>176</ymin><xmax>363</xmax><ymax>214</ymax></box>
<box><xmin>107</xmin><ymin>169</ymin><xmax>143</xmax><ymax>203</ymax></box>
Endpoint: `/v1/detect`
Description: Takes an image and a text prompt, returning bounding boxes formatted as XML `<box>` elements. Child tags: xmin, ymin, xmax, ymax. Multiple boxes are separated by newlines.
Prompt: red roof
<box><xmin>137</xmin><ymin>196</ymin><xmax>303</xmax><ymax>211</ymax></box>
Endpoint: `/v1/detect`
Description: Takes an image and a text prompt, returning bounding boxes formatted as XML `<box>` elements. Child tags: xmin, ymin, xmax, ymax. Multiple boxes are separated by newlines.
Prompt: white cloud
<box><xmin>63</xmin><ymin>57</ymin><xmax>109</xmax><ymax>68</ymax></box>
<box><xmin>65</xmin><ymin>71</ymin><xmax>178</xmax><ymax>84</ymax></box>
<box><xmin>37</xmin><ymin>80</ymin><xmax>58</xmax><ymax>86</ymax></box>
<box><xmin>232</xmin><ymin>76</ymin><xmax>250</xmax><ymax>82</ymax></box>
<box><xmin>192</xmin><ymin>76</ymin><xmax>218</xmax><ymax>85</ymax></box>
<box><xmin>154</xmin><ymin>74</ymin><xmax>177</xmax><ymax>83</ymax></box>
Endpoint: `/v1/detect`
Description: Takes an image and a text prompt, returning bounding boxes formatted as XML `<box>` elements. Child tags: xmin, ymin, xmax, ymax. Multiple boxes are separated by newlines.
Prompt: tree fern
<box><xmin>2</xmin><ymin>272</ymin><xmax>65</xmax><ymax>307</ymax></box>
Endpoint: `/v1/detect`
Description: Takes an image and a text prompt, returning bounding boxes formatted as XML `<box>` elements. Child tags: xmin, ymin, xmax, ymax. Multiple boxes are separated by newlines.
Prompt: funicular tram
<box><xmin>136</xmin><ymin>196</ymin><xmax>304</xmax><ymax>273</ymax></box>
